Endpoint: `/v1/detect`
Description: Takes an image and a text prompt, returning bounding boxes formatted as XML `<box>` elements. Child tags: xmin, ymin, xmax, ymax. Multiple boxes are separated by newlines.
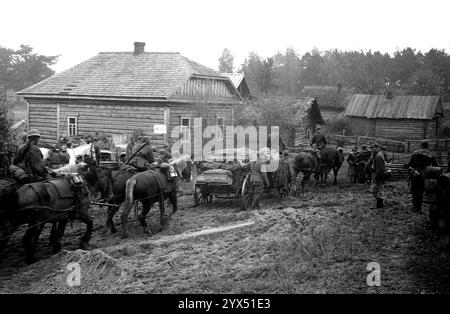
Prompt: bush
<box><xmin>437</xmin><ymin>120</ymin><xmax>450</xmax><ymax>138</ymax></box>
<box><xmin>325</xmin><ymin>117</ymin><xmax>352</xmax><ymax>135</ymax></box>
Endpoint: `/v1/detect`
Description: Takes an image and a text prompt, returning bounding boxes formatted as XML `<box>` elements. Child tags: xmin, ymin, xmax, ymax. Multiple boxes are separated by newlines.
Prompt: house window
<box><xmin>217</xmin><ymin>117</ymin><xmax>225</xmax><ymax>129</ymax></box>
<box><xmin>180</xmin><ymin>117</ymin><xmax>190</xmax><ymax>142</ymax></box>
<box><xmin>67</xmin><ymin>116</ymin><xmax>78</xmax><ymax>136</ymax></box>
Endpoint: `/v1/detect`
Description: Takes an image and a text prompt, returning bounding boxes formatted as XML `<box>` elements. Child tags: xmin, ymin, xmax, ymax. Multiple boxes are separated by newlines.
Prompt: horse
<box><xmin>292</xmin><ymin>151</ymin><xmax>319</xmax><ymax>194</ymax></box>
<box><xmin>91</xmin><ymin>166</ymin><xmax>135</xmax><ymax>234</ymax></box>
<box><xmin>117</xmin><ymin>155</ymin><xmax>192</xmax><ymax>238</ymax></box>
<box><xmin>318</xmin><ymin>147</ymin><xmax>344</xmax><ymax>185</ymax></box>
<box><xmin>0</xmin><ymin>163</ymin><xmax>97</xmax><ymax>264</ymax></box>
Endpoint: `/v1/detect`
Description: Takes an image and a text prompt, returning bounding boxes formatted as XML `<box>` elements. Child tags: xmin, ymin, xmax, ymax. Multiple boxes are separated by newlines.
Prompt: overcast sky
<box><xmin>1</xmin><ymin>0</ymin><xmax>449</xmax><ymax>73</ymax></box>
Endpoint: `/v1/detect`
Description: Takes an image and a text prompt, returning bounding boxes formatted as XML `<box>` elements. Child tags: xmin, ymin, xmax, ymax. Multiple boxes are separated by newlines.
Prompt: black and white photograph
<box><xmin>1</xmin><ymin>0</ymin><xmax>450</xmax><ymax>298</ymax></box>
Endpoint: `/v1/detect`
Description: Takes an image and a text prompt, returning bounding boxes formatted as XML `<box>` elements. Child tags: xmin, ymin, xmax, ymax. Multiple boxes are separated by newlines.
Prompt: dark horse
<box><xmin>292</xmin><ymin>151</ymin><xmax>319</xmax><ymax>194</ymax></box>
<box><xmin>0</xmin><ymin>164</ymin><xmax>96</xmax><ymax>264</ymax></box>
<box><xmin>92</xmin><ymin>167</ymin><xmax>134</xmax><ymax>234</ymax></box>
<box><xmin>318</xmin><ymin>147</ymin><xmax>345</xmax><ymax>185</ymax></box>
<box><xmin>116</xmin><ymin>155</ymin><xmax>192</xmax><ymax>238</ymax></box>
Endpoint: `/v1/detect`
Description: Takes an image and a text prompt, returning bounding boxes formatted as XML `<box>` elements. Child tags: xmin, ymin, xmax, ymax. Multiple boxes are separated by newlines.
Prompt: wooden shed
<box><xmin>300</xmin><ymin>85</ymin><xmax>354</xmax><ymax>121</ymax></box>
<box><xmin>294</xmin><ymin>97</ymin><xmax>325</xmax><ymax>145</ymax></box>
<box><xmin>17</xmin><ymin>42</ymin><xmax>243</xmax><ymax>151</ymax></box>
<box><xmin>344</xmin><ymin>94</ymin><xmax>443</xmax><ymax>140</ymax></box>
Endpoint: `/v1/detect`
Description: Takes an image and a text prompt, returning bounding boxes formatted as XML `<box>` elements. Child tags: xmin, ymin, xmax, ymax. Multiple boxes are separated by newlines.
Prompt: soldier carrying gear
<box><xmin>12</xmin><ymin>129</ymin><xmax>48</xmax><ymax>184</ymax></box>
<box><xmin>404</xmin><ymin>140</ymin><xmax>438</xmax><ymax>213</ymax></box>
<box><xmin>128</xmin><ymin>136</ymin><xmax>155</xmax><ymax>171</ymax></box>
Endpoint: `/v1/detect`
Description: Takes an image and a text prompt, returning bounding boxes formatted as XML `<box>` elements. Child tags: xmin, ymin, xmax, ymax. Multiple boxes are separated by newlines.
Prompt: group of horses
<box><xmin>0</xmin><ymin>154</ymin><xmax>192</xmax><ymax>264</ymax></box>
<box><xmin>0</xmin><ymin>145</ymin><xmax>344</xmax><ymax>265</ymax></box>
<box><xmin>291</xmin><ymin>146</ymin><xmax>345</xmax><ymax>193</ymax></box>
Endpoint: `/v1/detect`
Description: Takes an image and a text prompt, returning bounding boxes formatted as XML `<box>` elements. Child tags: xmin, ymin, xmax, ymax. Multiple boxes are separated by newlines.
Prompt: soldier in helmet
<box><xmin>128</xmin><ymin>136</ymin><xmax>155</xmax><ymax>171</ymax></box>
<box><xmin>404</xmin><ymin>140</ymin><xmax>438</xmax><ymax>213</ymax></box>
<box><xmin>13</xmin><ymin>129</ymin><xmax>48</xmax><ymax>183</ymax></box>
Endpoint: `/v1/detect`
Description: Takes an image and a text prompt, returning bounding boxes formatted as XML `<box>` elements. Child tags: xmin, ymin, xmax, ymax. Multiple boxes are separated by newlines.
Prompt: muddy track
<box><xmin>1</xmin><ymin>177</ymin><xmax>450</xmax><ymax>293</ymax></box>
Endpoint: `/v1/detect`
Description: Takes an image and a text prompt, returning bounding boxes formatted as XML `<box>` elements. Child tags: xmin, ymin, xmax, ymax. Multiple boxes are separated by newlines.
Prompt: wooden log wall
<box><xmin>28</xmin><ymin>102</ymin><xmax>57</xmax><ymax>145</ymax></box>
<box><xmin>375</xmin><ymin>119</ymin><xmax>428</xmax><ymax>140</ymax></box>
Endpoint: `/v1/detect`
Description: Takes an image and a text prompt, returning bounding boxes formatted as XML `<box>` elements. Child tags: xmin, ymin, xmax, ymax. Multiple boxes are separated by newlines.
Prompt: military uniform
<box><xmin>129</xmin><ymin>138</ymin><xmax>155</xmax><ymax>171</ymax></box>
<box><xmin>311</xmin><ymin>131</ymin><xmax>327</xmax><ymax>150</ymax></box>
<box><xmin>13</xmin><ymin>129</ymin><xmax>48</xmax><ymax>183</ymax></box>
<box><xmin>356</xmin><ymin>148</ymin><xmax>372</xmax><ymax>183</ymax></box>
<box><xmin>347</xmin><ymin>148</ymin><xmax>359</xmax><ymax>183</ymax></box>
<box><xmin>405</xmin><ymin>147</ymin><xmax>438</xmax><ymax>212</ymax></box>
<box><xmin>370</xmin><ymin>149</ymin><xmax>386</xmax><ymax>208</ymax></box>
<box><xmin>249</xmin><ymin>160</ymin><xmax>269</xmax><ymax>210</ymax></box>
<box><xmin>274</xmin><ymin>153</ymin><xmax>295</xmax><ymax>200</ymax></box>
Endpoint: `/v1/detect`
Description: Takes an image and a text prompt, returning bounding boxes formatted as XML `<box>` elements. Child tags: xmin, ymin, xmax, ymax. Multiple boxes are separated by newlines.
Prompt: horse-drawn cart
<box><xmin>193</xmin><ymin>148</ymin><xmax>279</xmax><ymax>210</ymax></box>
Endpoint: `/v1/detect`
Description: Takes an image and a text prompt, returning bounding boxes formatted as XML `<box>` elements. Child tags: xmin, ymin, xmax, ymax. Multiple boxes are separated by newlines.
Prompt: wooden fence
<box><xmin>327</xmin><ymin>134</ymin><xmax>450</xmax><ymax>154</ymax></box>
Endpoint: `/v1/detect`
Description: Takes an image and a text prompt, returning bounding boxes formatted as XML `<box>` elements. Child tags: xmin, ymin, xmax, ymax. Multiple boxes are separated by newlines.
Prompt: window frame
<box><xmin>67</xmin><ymin>116</ymin><xmax>78</xmax><ymax>136</ymax></box>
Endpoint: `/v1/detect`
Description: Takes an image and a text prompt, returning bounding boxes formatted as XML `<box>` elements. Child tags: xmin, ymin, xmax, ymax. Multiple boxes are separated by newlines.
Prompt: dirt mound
<box><xmin>0</xmin><ymin>249</ymin><xmax>135</xmax><ymax>293</ymax></box>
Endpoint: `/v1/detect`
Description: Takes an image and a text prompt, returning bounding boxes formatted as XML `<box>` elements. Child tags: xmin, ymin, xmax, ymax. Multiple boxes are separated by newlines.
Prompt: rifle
<box><xmin>125</xmin><ymin>138</ymin><xmax>152</xmax><ymax>165</ymax></box>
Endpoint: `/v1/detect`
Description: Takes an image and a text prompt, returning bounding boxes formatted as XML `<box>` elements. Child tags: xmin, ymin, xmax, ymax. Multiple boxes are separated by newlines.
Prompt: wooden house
<box><xmin>220</xmin><ymin>73</ymin><xmax>254</xmax><ymax>100</ymax></box>
<box><xmin>300</xmin><ymin>85</ymin><xmax>354</xmax><ymax>121</ymax></box>
<box><xmin>294</xmin><ymin>97</ymin><xmax>325</xmax><ymax>145</ymax></box>
<box><xmin>18</xmin><ymin>42</ymin><xmax>243</xmax><ymax>150</ymax></box>
<box><xmin>344</xmin><ymin>94</ymin><xmax>443</xmax><ymax>140</ymax></box>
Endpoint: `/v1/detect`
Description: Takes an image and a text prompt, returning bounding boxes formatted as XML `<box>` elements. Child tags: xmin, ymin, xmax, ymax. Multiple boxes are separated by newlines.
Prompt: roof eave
<box><xmin>19</xmin><ymin>93</ymin><xmax>243</xmax><ymax>104</ymax></box>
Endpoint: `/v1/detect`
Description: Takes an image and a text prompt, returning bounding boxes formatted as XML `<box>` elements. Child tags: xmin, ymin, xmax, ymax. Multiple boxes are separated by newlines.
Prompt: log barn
<box><xmin>17</xmin><ymin>42</ymin><xmax>243</xmax><ymax>150</ymax></box>
<box><xmin>344</xmin><ymin>94</ymin><xmax>443</xmax><ymax>140</ymax></box>
<box><xmin>300</xmin><ymin>85</ymin><xmax>354</xmax><ymax>121</ymax></box>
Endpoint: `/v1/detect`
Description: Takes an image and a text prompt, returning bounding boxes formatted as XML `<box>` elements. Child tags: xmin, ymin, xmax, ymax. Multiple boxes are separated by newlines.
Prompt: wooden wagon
<box><xmin>193</xmin><ymin>147</ymin><xmax>279</xmax><ymax>210</ymax></box>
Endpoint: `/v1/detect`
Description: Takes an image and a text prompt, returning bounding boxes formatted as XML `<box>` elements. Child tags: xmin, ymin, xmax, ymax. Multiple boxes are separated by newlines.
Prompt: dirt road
<box><xmin>1</xmin><ymin>176</ymin><xmax>450</xmax><ymax>293</ymax></box>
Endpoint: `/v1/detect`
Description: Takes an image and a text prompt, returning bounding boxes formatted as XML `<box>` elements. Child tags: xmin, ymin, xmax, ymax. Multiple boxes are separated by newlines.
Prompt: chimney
<box><xmin>133</xmin><ymin>42</ymin><xmax>145</xmax><ymax>55</ymax></box>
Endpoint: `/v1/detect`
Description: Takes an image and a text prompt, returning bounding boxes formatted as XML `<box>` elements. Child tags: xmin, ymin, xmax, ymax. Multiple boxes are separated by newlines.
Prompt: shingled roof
<box><xmin>300</xmin><ymin>85</ymin><xmax>354</xmax><ymax>109</ymax></box>
<box><xmin>344</xmin><ymin>94</ymin><xmax>443</xmax><ymax>120</ymax></box>
<box><xmin>18</xmin><ymin>52</ymin><xmax>239</xmax><ymax>101</ymax></box>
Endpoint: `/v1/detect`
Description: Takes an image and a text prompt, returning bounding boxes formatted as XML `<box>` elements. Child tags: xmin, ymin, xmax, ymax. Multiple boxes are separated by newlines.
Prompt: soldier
<box><xmin>45</xmin><ymin>147</ymin><xmax>63</xmax><ymax>168</ymax></box>
<box><xmin>347</xmin><ymin>146</ymin><xmax>359</xmax><ymax>183</ymax></box>
<box><xmin>356</xmin><ymin>145</ymin><xmax>372</xmax><ymax>183</ymax></box>
<box><xmin>310</xmin><ymin>126</ymin><xmax>327</xmax><ymax>150</ymax></box>
<box><xmin>369</xmin><ymin>142</ymin><xmax>386</xmax><ymax>208</ymax></box>
<box><xmin>274</xmin><ymin>151</ymin><xmax>296</xmax><ymax>201</ymax></box>
<box><xmin>59</xmin><ymin>144</ymin><xmax>71</xmax><ymax>165</ymax></box>
<box><xmin>248</xmin><ymin>152</ymin><xmax>270</xmax><ymax>210</ymax></box>
<box><xmin>126</xmin><ymin>136</ymin><xmax>136</xmax><ymax>158</ymax></box>
<box><xmin>128</xmin><ymin>136</ymin><xmax>155</xmax><ymax>171</ymax></box>
<box><xmin>404</xmin><ymin>140</ymin><xmax>438</xmax><ymax>213</ymax></box>
<box><xmin>13</xmin><ymin>129</ymin><xmax>48</xmax><ymax>183</ymax></box>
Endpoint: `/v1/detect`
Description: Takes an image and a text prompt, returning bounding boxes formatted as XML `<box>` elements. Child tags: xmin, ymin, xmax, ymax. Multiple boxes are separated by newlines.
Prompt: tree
<box><xmin>272</xmin><ymin>48</ymin><xmax>303</xmax><ymax>96</ymax></box>
<box><xmin>0</xmin><ymin>44</ymin><xmax>58</xmax><ymax>91</ymax></box>
<box><xmin>241</xmin><ymin>52</ymin><xmax>275</xmax><ymax>96</ymax></box>
<box><xmin>218</xmin><ymin>48</ymin><xmax>234</xmax><ymax>73</ymax></box>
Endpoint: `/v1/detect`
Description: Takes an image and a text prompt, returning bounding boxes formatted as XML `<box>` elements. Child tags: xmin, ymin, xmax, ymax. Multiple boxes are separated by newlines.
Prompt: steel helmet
<box><xmin>27</xmin><ymin>129</ymin><xmax>41</xmax><ymax>138</ymax></box>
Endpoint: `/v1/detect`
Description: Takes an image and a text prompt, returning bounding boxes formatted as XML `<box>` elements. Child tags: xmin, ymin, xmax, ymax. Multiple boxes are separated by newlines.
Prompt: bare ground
<box><xmin>1</xmin><ymin>173</ymin><xmax>450</xmax><ymax>293</ymax></box>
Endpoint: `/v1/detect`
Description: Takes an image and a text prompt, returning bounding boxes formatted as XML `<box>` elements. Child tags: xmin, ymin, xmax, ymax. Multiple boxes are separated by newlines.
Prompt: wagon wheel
<box><xmin>193</xmin><ymin>185</ymin><xmax>212</xmax><ymax>206</ymax></box>
<box><xmin>240</xmin><ymin>174</ymin><xmax>253</xmax><ymax>210</ymax></box>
